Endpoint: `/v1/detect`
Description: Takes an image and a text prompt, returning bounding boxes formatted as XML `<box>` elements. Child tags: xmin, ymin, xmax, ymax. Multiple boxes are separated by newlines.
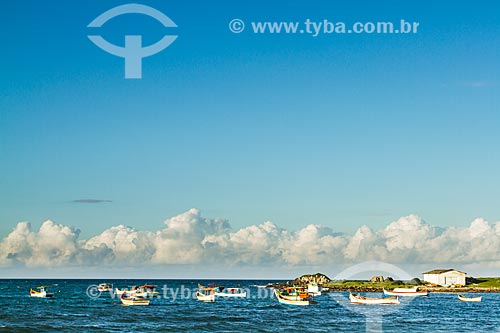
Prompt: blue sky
<box><xmin>1</xmin><ymin>0</ymin><xmax>499</xmax><ymax>243</ymax></box>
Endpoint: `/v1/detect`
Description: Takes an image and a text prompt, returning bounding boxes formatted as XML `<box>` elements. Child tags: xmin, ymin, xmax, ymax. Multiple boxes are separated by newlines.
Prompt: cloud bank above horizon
<box><xmin>1</xmin><ymin>209</ymin><xmax>499</xmax><ymax>270</ymax></box>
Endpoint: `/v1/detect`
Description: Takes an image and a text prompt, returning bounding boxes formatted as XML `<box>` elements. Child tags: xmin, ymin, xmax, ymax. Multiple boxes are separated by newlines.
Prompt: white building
<box><xmin>422</xmin><ymin>269</ymin><xmax>467</xmax><ymax>286</ymax></box>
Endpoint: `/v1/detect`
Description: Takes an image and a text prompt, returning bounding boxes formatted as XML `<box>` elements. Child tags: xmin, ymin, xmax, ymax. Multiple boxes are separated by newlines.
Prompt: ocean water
<box><xmin>1</xmin><ymin>279</ymin><xmax>499</xmax><ymax>332</ymax></box>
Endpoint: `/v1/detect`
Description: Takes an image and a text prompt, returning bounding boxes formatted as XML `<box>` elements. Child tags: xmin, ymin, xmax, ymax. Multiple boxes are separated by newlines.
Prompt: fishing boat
<box><xmin>115</xmin><ymin>285</ymin><xmax>158</xmax><ymax>298</ymax></box>
<box><xmin>278</xmin><ymin>287</ymin><xmax>310</xmax><ymax>301</ymax></box>
<box><xmin>349</xmin><ymin>293</ymin><xmax>400</xmax><ymax>305</ymax></box>
<box><xmin>274</xmin><ymin>289</ymin><xmax>316</xmax><ymax>306</ymax></box>
<box><xmin>254</xmin><ymin>283</ymin><xmax>274</xmax><ymax>288</ymax></box>
<box><xmin>29</xmin><ymin>286</ymin><xmax>54</xmax><ymax>298</ymax></box>
<box><xmin>115</xmin><ymin>287</ymin><xmax>134</xmax><ymax>296</ymax></box>
<box><xmin>97</xmin><ymin>283</ymin><xmax>113</xmax><ymax>292</ymax></box>
<box><xmin>215</xmin><ymin>287</ymin><xmax>247</xmax><ymax>298</ymax></box>
<box><xmin>135</xmin><ymin>285</ymin><xmax>159</xmax><ymax>298</ymax></box>
<box><xmin>307</xmin><ymin>283</ymin><xmax>322</xmax><ymax>296</ymax></box>
<box><xmin>383</xmin><ymin>287</ymin><xmax>428</xmax><ymax>297</ymax></box>
<box><xmin>458</xmin><ymin>294</ymin><xmax>482</xmax><ymax>302</ymax></box>
<box><xmin>282</xmin><ymin>286</ymin><xmax>308</xmax><ymax>295</ymax></box>
<box><xmin>120</xmin><ymin>293</ymin><xmax>150</xmax><ymax>306</ymax></box>
<box><xmin>196</xmin><ymin>285</ymin><xmax>216</xmax><ymax>302</ymax></box>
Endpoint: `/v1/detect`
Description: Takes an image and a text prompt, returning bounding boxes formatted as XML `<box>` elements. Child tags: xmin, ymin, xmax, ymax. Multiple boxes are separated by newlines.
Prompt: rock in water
<box><xmin>293</xmin><ymin>273</ymin><xmax>331</xmax><ymax>286</ymax></box>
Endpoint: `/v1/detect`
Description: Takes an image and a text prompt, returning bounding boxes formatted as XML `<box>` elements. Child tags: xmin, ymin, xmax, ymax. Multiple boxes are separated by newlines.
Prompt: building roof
<box><xmin>422</xmin><ymin>269</ymin><xmax>467</xmax><ymax>275</ymax></box>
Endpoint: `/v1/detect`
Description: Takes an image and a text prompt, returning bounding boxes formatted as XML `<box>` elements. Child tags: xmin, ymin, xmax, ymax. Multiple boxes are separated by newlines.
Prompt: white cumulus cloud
<box><xmin>1</xmin><ymin>210</ymin><xmax>500</xmax><ymax>270</ymax></box>
<box><xmin>0</xmin><ymin>220</ymin><xmax>80</xmax><ymax>266</ymax></box>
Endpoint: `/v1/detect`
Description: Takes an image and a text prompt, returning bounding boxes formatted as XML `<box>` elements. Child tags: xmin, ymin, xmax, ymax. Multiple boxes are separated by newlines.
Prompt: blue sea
<box><xmin>1</xmin><ymin>279</ymin><xmax>499</xmax><ymax>332</ymax></box>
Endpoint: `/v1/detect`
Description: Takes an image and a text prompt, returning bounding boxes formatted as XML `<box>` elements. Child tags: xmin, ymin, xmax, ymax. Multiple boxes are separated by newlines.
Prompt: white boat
<box><xmin>115</xmin><ymin>287</ymin><xmax>130</xmax><ymax>296</ymax></box>
<box><xmin>349</xmin><ymin>293</ymin><xmax>400</xmax><ymax>305</ymax></box>
<box><xmin>277</xmin><ymin>286</ymin><xmax>309</xmax><ymax>301</ymax></box>
<box><xmin>97</xmin><ymin>283</ymin><xmax>113</xmax><ymax>292</ymax></box>
<box><xmin>254</xmin><ymin>283</ymin><xmax>274</xmax><ymax>288</ymax></box>
<box><xmin>135</xmin><ymin>285</ymin><xmax>159</xmax><ymax>298</ymax></box>
<box><xmin>197</xmin><ymin>285</ymin><xmax>216</xmax><ymax>302</ymax></box>
<box><xmin>120</xmin><ymin>293</ymin><xmax>150</xmax><ymax>306</ymax></box>
<box><xmin>307</xmin><ymin>283</ymin><xmax>322</xmax><ymax>296</ymax></box>
<box><xmin>115</xmin><ymin>285</ymin><xmax>158</xmax><ymax>298</ymax></box>
<box><xmin>458</xmin><ymin>294</ymin><xmax>482</xmax><ymax>302</ymax></box>
<box><xmin>30</xmin><ymin>286</ymin><xmax>54</xmax><ymax>298</ymax></box>
<box><xmin>115</xmin><ymin>287</ymin><xmax>136</xmax><ymax>297</ymax></box>
<box><xmin>383</xmin><ymin>287</ymin><xmax>428</xmax><ymax>297</ymax></box>
<box><xmin>274</xmin><ymin>289</ymin><xmax>316</xmax><ymax>306</ymax></box>
<box><xmin>215</xmin><ymin>287</ymin><xmax>247</xmax><ymax>298</ymax></box>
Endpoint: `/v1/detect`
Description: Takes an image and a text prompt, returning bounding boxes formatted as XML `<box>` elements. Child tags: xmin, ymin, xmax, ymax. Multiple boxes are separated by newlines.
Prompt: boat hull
<box><xmin>383</xmin><ymin>289</ymin><xmax>428</xmax><ymax>297</ymax></box>
<box><xmin>350</xmin><ymin>293</ymin><xmax>400</xmax><ymax>305</ymax></box>
<box><xmin>458</xmin><ymin>294</ymin><xmax>482</xmax><ymax>302</ymax></box>
<box><xmin>279</xmin><ymin>294</ymin><xmax>309</xmax><ymax>301</ymax></box>
<box><xmin>196</xmin><ymin>291</ymin><xmax>215</xmax><ymax>302</ymax></box>
<box><xmin>120</xmin><ymin>298</ymin><xmax>150</xmax><ymax>306</ymax></box>
<box><xmin>274</xmin><ymin>289</ymin><xmax>315</xmax><ymax>306</ymax></box>
<box><xmin>30</xmin><ymin>292</ymin><xmax>53</xmax><ymax>298</ymax></box>
<box><xmin>215</xmin><ymin>292</ymin><xmax>247</xmax><ymax>298</ymax></box>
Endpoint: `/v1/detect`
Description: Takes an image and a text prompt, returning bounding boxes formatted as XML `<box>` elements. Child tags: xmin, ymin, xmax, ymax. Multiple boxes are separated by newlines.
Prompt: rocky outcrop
<box><xmin>293</xmin><ymin>273</ymin><xmax>331</xmax><ymax>286</ymax></box>
<box><xmin>409</xmin><ymin>278</ymin><xmax>423</xmax><ymax>285</ymax></box>
<box><xmin>370</xmin><ymin>275</ymin><xmax>384</xmax><ymax>283</ymax></box>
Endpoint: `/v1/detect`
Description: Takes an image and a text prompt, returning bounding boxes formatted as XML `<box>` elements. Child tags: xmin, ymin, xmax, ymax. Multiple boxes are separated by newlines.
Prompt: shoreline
<box><xmin>323</xmin><ymin>286</ymin><xmax>500</xmax><ymax>293</ymax></box>
<box><xmin>288</xmin><ymin>273</ymin><xmax>500</xmax><ymax>293</ymax></box>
